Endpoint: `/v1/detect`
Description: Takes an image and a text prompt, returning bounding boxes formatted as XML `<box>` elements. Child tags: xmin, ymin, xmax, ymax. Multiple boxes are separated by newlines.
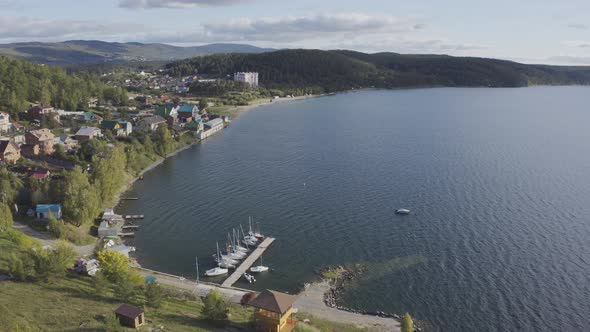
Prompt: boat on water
<box><xmin>218</xmin><ymin>261</ymin><xmax>235</xmax><ymax>269</ymax></box>
<box><xmin>243</xmin><ymin>273</ymin><xmax>256</xmax><ymax>283</ymax></box>
<box><xmin>205</xmin><ymin>243</ymin><xmax>229</xmax><ymax>277</ymax></box>
<box><xmin>395</xmin><ymin>208</ymin><xmax>411</xmax><ymax>215</ymax></box>
<box><xmin>250</xmin><ymin>255</ymin><xmax>269</xmax><ymax>273</ymax></box>
<box><xmin>248</xmin><ymin>217</ymin><xmax>265</xmax><ymax>240</ymax></box>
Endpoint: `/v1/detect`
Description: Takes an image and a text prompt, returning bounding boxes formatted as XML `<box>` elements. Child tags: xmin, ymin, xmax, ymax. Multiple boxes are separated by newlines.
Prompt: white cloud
<box><xmin>563</xmin><ymin>40</ymin><xmax>590</xmax><ymax>48</ymax></box>
<box><xmin>546</xmin><ymin>56</ymin><xmax>590</xmax><ymax>65</ymax></box>
<box><xmin>119</xmin><ymin>0</ymin><xmax>250</xmax><ymax>8</ymax></box>
<box><xmin>0</xmin><ymin>17</ymin><xmax>142</xmax><ymax>42</ymax></box>
<box><xmin>567</xmin><ymin>23</ymin><xmax>587</xmax><ymax>30</ymax></box>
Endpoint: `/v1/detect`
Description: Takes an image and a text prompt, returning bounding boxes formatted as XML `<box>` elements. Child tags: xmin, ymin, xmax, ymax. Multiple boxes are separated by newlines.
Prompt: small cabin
<box><xmin>115</xmin><ymin>303</ymin><xmax>145</xmax><ymax>328</ymax></box>
<box><xmin>248</xmin><ymin>289</ymin><xmax>298</xmax><ymax>332</ymax></box>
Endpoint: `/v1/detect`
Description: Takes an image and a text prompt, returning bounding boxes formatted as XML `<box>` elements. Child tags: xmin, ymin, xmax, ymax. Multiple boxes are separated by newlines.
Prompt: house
<box><xmin>55</xmin><ymin>135</ymin><xmax>79</xmax><ymax>151</ymax></box>
<box><xmin>31</xmin><ymin>168</ymin><xmax>50</xmax><ymax>181</ymax></box>
<box><xmin>234</xmin><ymin>72</ymin><xmax>259</xmax><ymax>87</ymax></box>
<box><xmin>0</xmin><ymin>112</ymin><xmax>10</xmax><ymax>133</ymax></box>
<box><xmin>20</xmin><ymin>144</ymin><xmax>40</xmax><ymax>157</ymax></box>
<box><xmin>137</xmin><ymin>116</ymin><xmax>166</xmax><ymax>131</ymax></box>
<box><xmin>35</xmin><ymin>204</ymin><xmax>62</xmax><ymax>220</ymax></box>
<box><xmin>248</xmin><ymin>289</ymin><xmax>297</xmax><ymax>332</ymax></box>
<box><xmin>25</xmin><ymin>129</ymin><xmax>55</xmax><ymax>155</ymax></box>
<box><xmin>115</xmin><ymin>304</ymin><xmax>145</xmax><ymax>328</ymax></box>
<box><xmin>11</xmin><ymin>122</ymin><xmax>25</xmax><ymax>134</ymax></box>
<box><xmin>27</xmin><ymin>105</ymin><xmax>54</xmax><ymax>121</ymax></box>
<box><xmin>155</xmin><ymin>104</ymin><xmax>179</xmax><ymax>121</ymax></box>
<box><xmin>79</xmin><ymin>111</ymin><xmax>102</xmax><ymax>123</ymax></box>
<box><xmin>177</xmin><ymin>105</ymin><xmax>200</xmax><ymax>123</ymax></box>
<box><xmin>101</xmin><ymin>120</ymin><xmax>133</xmax><ymax>137</ymax></box>
<box><xmin>75</xmin><ymin>127</ymin><xmax>102</xmax><ymax>143</ymax></box>
<box><xmin>198</xmin><ymin>118</ymin><xmax>224</xmax><ymax>140</ymax></box>
<box><xmin>0</xmin><ymin>140</ymin><xmax>21</xmax><ymax>164</ymax></box>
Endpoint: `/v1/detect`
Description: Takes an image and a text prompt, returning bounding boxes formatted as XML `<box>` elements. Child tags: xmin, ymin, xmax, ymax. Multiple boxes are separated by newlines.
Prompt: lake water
<box><xmin>118</xmin><ymin>87</ymin><xmax>590</xmax><ymax>331</ymax></box>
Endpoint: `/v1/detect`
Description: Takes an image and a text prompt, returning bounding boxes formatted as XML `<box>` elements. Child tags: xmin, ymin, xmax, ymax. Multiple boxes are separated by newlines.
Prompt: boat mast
<box><xmin>195</xmin><ymin>256</ymin><xmax>199</xmax><ymax>283</ymax></box>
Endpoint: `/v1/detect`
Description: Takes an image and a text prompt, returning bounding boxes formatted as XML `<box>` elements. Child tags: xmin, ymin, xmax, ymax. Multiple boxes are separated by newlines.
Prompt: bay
<box><xmin>118</xmin><ymin>87</ymin><xmax>590</xmax><ymax>331</ymax></box>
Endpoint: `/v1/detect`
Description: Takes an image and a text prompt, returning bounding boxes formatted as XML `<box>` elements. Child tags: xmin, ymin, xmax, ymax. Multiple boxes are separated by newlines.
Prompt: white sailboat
<box><xmin>250</xmin><ymin>255</ymin><xmax>269</xmax><ymax>273</ymax></box>
<box><xmin>240</xmin><ymin>224</ymin><xmax>258</xmax><ymax>246</ymax></box>
<box><xmin>249</xmin><ymin>217</ymin><xmax>265</xmax><ymax>240</ymax></box>
<box><xmin>205</xmin><ymin>242</ymin><xmax>229</xmax><ymax>277</ymax></box>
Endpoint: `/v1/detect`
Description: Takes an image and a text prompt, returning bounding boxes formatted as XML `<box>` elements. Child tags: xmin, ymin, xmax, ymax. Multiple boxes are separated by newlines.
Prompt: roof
<box><xmin>76</xmin><ymin>127</ymin><xmax>100</xmax><ymax>136</ymax></box>
<box><xmin>31</xmin><ymin>169</ymin><xmax>50</xmax><ymax>180</ymax></box>
<box><xmin>36</xmin><ymin>204</ymin><xmax>61</xmax><ymax>213</ymax></box>
<box><xmin>205</xmin><ymin>118</ymin><xmax>223</xmax><ymax>127</ymax></box>
<box><xmin>0</xmin><ymin>140</ymin><xmax>18</xmax><ymax>153</ymax></box>
<box><xmin>155</xmin><ymin>105</ymin><xmax>178</xmax><ymax>117</ymax></box>
<box><xmin>178</xmin><ymin>105</ymin><xmax>199</xmax><ymax>113</ymax></box>
<box><xmin>115</xmin><ymin>304</ymin><xmax>143</xmax><ymax>319</ymax></box>
<box><xmin>28</xmin><ymin>129</ymin><xmax>54</xmax><ymax>141</ymax></box>
<box><xmin>247</xmin><ymin>289</ymin><xmax>297</xmax><ymax>314</ymax></box>
<box><xmin>139</xmin><ymin>115</ymin><xmax>166</xmax><ymax>126</ymax></box>
<box><xmin>100</xmin><ymin>120</ymin><xmax>121</xmax><ymax>130</ymax></box>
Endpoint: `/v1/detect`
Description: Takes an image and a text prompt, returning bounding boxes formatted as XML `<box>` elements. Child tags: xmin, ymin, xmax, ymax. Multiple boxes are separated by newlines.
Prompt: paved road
<box><xmin>13</xmin><ymin>222</ymin><xmax>96</xmax><ymax>257</ymax></box>
<box><xmin>135</xmin><ymin>268</ymin><xmax>248</xmax><ymax>303</ymax></box>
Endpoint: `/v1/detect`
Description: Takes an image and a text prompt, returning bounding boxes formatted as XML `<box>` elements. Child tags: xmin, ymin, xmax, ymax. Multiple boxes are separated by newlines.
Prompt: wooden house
<box><xmin>248</xmin><ymin>289</ymin><xmax>297</xmax><ymax>332</ymax></box>
<box><xmin>0</xmin><ymin>140</ymin><xmax>21</xmax><ymax>164</ymax></box>
<box><xmin>75</xmin><ymin>127</ymin><xmax>102</xmax><ymax>143</ymax></box>
<box><xmin>25</xmin><ymin>129</ymin><xmax>55</xmax><ymax>155</ymax></box>
<box><xmin>115</xmin><ymin>304</ymin><xmax>145</xmax><ymax>328</ymax></box>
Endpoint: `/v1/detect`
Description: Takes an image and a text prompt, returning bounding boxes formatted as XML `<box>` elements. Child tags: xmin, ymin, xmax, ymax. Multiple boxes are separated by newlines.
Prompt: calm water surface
<box><xmin>119</xmin><ymin>87</ymin><xmax>590</xmax><ymax>331</ymax></box>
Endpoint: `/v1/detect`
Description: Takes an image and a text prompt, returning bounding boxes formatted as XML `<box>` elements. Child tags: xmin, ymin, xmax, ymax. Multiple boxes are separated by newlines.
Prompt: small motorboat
<box><xmin>243</xmin><ymin>273</ymin><xmax>256</xmax><ymax>283</ymax></box>
<box><xmin>250</xmin><ymin>265</ymin><xmax>269</xmax><ymax>273</ymax></box>
<box><xmin>205</xmin><ymin>266</ymin><xmax>228</xmax><ymax>277</ymax></box>
<box><xmin>395</xmin><ymin>208</ymin><xmax>411</xmax><ymax>215</ymax></box>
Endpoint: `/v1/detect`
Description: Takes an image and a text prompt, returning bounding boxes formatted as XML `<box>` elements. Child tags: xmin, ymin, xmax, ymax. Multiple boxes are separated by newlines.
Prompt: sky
<box><xmin>1</xmin><ymin>0</ymin><xmax>590</xmax><ymax>65</ymax></box>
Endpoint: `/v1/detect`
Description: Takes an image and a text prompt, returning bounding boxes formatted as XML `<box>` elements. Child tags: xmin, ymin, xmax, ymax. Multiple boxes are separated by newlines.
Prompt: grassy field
<box><xmin>0</xmin><ymin>275</ymin><xmax>255</xmax><ymax>332</ymax></box>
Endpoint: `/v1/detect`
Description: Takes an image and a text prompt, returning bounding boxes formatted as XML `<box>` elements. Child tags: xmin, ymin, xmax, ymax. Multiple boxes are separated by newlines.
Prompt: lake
<box><xmin>118</xmin><ymin>87</ymin><xmax>590</xmax><ymax>331</ymax></box>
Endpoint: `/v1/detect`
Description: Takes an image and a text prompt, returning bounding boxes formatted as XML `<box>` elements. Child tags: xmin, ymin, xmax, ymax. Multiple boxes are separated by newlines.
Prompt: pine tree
<box><xmin>402</xmin><ymin>312</ymin><xmax>414</xmax><ymax>332</ymax></box>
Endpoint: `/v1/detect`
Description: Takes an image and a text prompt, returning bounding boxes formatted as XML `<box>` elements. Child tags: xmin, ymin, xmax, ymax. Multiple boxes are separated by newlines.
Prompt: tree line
<box><xmin>0</xmin><ymin>56</ymin><xmax>128</xmax><ymax>119</ymax></box>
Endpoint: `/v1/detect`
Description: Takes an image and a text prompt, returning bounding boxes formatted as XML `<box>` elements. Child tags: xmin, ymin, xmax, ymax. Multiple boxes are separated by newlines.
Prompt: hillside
<box><xmin>166</xmin><ymin>49</ymin><xmax>590</xmax><ymax>91</ymax></box>
<box><xmin>0</xmin><ymin>41</ymin><xmax>275</xmax><ymax>65</ymax></box>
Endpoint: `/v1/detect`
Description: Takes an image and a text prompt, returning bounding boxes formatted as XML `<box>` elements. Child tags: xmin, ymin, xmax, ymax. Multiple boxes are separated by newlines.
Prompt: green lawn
<box><xmin>0</xmin><ymin>275</ymin><xmax>255</xmax><ymax>332</ymax></box>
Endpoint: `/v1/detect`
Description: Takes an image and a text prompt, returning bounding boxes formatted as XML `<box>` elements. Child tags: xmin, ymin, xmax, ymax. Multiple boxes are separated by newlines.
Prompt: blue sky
<box><xmin>1</xmin><ymin>0</ymin><xmax>590</xmax><ymax>64</ymax></box>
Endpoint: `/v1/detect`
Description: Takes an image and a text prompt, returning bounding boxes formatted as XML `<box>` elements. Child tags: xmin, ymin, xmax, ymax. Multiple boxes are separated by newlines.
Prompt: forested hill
<box><xmin>0</xmin><ymin>56</ymin><xmax>126</xmax><ymax>117</ymax></box>
<box><xmin>166</xmin><ymin>49</ymin><xmax>590</xmax><ymax>91</ymax></box>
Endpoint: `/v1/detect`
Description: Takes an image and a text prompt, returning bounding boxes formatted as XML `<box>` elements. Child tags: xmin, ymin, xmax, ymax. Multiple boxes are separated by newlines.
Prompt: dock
<box><xmin>121</xmin><ymin>197</ymin><xmax>139</xmax><ymax>201</ymax></box>
<box><xmin>221</xmin><ymin>237</ymin><xmax>276</xmax><ymax>287</ymax></box>
<box><xmin>118</xmin><ymin>232</ymin><xmax>135</xmax><ymax>237</ymax></box>
<box><xmin>124</xmin><ymin>215</ymin><xmax>144</xmax><ymax>220</ymax></box>
<box><xmin>122</xmin><ymin>225</ymin><xmax>139</xmax><ymax>230</ymax></box>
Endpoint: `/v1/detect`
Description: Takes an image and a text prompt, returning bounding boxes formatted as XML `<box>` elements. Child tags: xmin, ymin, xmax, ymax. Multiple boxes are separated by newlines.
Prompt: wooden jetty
<box><xmin>118</xmin><ymin>232</ymin><xmax>135</xmax><ymax>237</ymax></box>
<box><xmin>124</xmin><ymin>215</ymin><xmax>144</xmax><ymax>220</ymax></box>
<box><xmin>122</xmin><ymin>225</ymin><xmax>139</xmax><ymax>230</ymax></box>
<box><xmin>221</xmin><ymin>237</ymin><xmax>276</xmax><ymax>287</ymax></box>
<box><xmin>121</xmin><ymin>197</ymin><xmax>139</xmax><ymax>201</ymax></box>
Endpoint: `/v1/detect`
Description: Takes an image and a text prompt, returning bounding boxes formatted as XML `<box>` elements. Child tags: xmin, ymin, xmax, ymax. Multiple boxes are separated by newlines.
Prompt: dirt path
<box><xmin>12</xmin><ymin>222</ymin><xmax>96</xmax><ymax>257</ymax></box>
<box><xmin>295</xmin><ymin>281</ymin><xmax>401</xmax><ymax>332</ymax></box>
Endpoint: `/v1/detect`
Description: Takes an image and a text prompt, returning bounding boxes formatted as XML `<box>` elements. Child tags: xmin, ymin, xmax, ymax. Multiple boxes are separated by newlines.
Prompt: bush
<box><xmin>402</xmin><ymin>312</ymin><xmax>414</xmax><ymax>332</ymax></box>
<box><xmin>93</xmin><ymin>271</ymin><xmax>110</xmax><ymax>296</ymax></box>
<box><xmin>201</xmin><ymin>289</ymin><xmax>230</xmax><ymax>322</ymax></box>
<box><xmin>6</xmin><ymin>253</ymin><xmax>35</xmax><ymax>281</ymax></box>
<box><xmin>102</xmin><ymin>313</ymin><xmax>124</xmax><ymax>332</ymax></box>
<box><xmin>97</xmin><ymin>250</ymin><xmax>129</xmax><ymax>283</ymax></box>
<box><xmin>47</xmin><ymin>216</ymin><xmax>66</xmax><ymax>239</ymax></box>
<box><xmin>145</xmin><ymin>282</ymin><xmax>164</xmax><ymax>309</ymax></box>
<box><xmin>114</xmin><ymin>274</ymin><xmax>142</xmax><ymax>306</ymax></box>
<box><xmin>32</xmin><ymin>241</ymin><xmax>77</xmax><ymax>282</ymax></box>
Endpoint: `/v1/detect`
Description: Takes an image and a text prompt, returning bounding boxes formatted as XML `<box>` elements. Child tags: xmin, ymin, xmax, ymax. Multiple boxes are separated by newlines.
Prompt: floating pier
<box><xmin>221</xmin><ymin>237</ymin><xmax>276</xmax><ymax>287</ymax></box>
<box><xmin>124</xmin><ymin>215</ymin><xmax>144</xmax><ymax>220</ymax></box>
<box><xmin>121</xmin><ymin>197</ymin><xmax>139</xmax><ymax>201</ymax></box>
<box><xmin>122</xmin><ymin>225</ymin><xmax>139</xmax><ymax>230</ymax></box>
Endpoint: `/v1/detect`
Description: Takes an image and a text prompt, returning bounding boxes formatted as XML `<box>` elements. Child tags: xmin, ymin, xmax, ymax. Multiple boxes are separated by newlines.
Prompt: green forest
<box><xmin>0</xmin><ymin>56</ymin><xmax>127</xmax><ymax>119</ymax></box>
<box><xmin>166</xmin><ymin>49</ymin><xmax>590</xmax><ymax>91</ymax></box>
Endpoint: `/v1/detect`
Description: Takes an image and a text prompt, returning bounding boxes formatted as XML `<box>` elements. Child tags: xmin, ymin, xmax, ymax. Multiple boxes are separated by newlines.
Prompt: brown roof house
<box><xmin>115</xmin><ymin>304</ymin><xmax>145</xmax><ymax>328</ymax></box>
<box><xmin>248</xmin><ymin>289</ymin><xmax>298</xmax><ymax>332</ymax></box>
<box><xmin>75</xmin><ymin>127</ymin><xmax>102</xmax><ymax>143</ymax></box>
<box><xmin>0</xmin><ymin>140</ymin><xmax>21</xmax><ymax>164</ymax></box>
<box><xmin>27</xmin><ymin>105</ymin><xmax>55</xmax><ymax>121</ymax></box>
<box><xmin>25</xmin><ymin>129</ymin><xmax>55</xmax><ymax>156</ymax></box>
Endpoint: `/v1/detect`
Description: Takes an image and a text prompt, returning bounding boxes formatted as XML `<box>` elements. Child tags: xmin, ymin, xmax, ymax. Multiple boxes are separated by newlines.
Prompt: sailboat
<box><xmin>232</xmin><ymin>229</ymin><xmax>248</xmax><ymax>252</ymax></box>
<box><xmin>205</xmin><ymin>242</ymin><xmax>229</xmax><ymax>277</ymax></box>
<box><xmin>249</xmin><ymin>217</ymin><xmax>264</xmax><ymax>240</ymax></box>
<box><xmin>241</xmin><ymin>224</ymin><xmax>258</xmax><ymax>246</ymax></box>
<box><xmin>250</xmin><ymin>255</ymin><xmax>269</xmax><ymax>273</ymax></box>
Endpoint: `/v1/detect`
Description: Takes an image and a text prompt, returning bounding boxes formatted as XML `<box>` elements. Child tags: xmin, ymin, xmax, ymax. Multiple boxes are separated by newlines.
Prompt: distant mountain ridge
<box><xmin>0</xmin><ymin>40</ymin><xmax>276</xmax><ymax>65</ymax></box>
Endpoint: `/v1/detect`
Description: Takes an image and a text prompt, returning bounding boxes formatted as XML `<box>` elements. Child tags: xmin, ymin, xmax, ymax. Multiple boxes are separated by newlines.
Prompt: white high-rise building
<box><xmin>234</xmin><ymin>72</ymin><xmax>259</xmax><ymax>87</ymax></box>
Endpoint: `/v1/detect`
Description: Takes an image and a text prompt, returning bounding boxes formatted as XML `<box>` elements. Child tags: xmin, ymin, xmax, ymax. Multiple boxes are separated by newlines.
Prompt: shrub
<box><xmin>201</xmin><ymin>289</ymin><xmax>230</xmax><ymax>322</ymax></box>
<box><xmin>145</xmin><ymin>282</ymin><xmax>164</xmax><ymax>309</ymax></box>
<box><xmin>402</xmin><ymin>312</ymin><xmax>414</xmax><ymax>332</ymax></box>
<box><xmin>47</xmin><ymin>216</ymin><xmax>66</xmax><ymax>239</ymax></box>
